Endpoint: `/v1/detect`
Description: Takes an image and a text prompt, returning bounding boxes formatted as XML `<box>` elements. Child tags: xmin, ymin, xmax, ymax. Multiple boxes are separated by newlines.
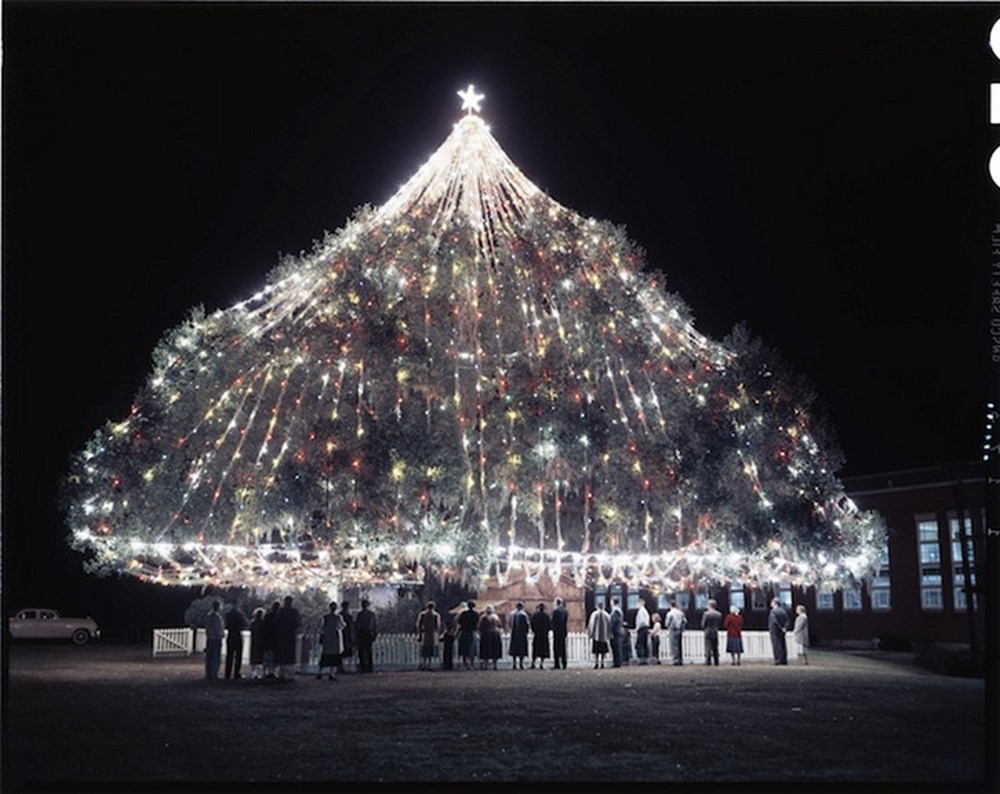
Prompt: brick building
<box><xmin>808</xmin><ymin>463</ymin><xmax>989</xmax><ymax>648</ymax></box>
<box><xmin>581</xmin><ymin>463</ymin><xmax>990</xmax><ymax>649</ymax></box>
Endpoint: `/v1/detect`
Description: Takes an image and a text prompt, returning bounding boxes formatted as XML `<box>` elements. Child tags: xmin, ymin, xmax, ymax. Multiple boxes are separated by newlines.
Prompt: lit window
<box><xmin>871</xmin><ymin>588</ymin><xmax>891</xmax><ymax>610</ymax></box>
<box><xmin>778</xmin><ymin>585</ymin><xmax>792</xmax><ymax>609</ymax></box>
<box><xmin>954</xmin><ymin>583</ymin><xmax>972</xmax><ymax>611</ymax></box>
<box><xmin>870</xmin><ymin>544</ymin><xmax>891</xmax><ymax>611</ymax></box>
<box><xmin>626</xmin><ymin>590</ymin><xmax>639</xmax><ymax>611</ymax></box>
<box><xmin>949</xmin><ymin>512</ymin><xmax>977</xmax><ymax>611</ymax></box>
<box><xmin>916</xmin><ymin>515</ymin><xmax>943</xmax><ymax>611</ymax></box>
<box><xmin>694</xmin><ymin>592</ymin><xmax>708</xmax><ymax>610</ymax></box>
<box><xmin>843</xmin><ymin>587</ymin><xmax>862</xmax><ymax>611</ymax></box>
<box><xmin>921</xmin><ymin>588</ymin><xmax>943</xmax><ymax>610</ymax></box>
<box><xmin>816</xmin><ymin>589</ymin><xmax>834</xmax><ymax>611</ymax></box>
<box><xmin>751</xmin><ymin>588</ymin><xmax>768</xmax><ymax>611</ymax></box>
<box><xmin>674</xmin><ymin>592</ymin><xmax>690</xmax><ymax>610</ymax></box>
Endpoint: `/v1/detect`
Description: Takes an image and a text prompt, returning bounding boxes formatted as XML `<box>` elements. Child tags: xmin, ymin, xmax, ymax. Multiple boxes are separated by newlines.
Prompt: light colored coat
<box><xmin>792</xmin><ymin>614</ymin><xmax>810</xmax><ymax>648</ymax></box>
<box><xmin>665</xmin><ymin>606</ymin><xmax>687</xmax><ymax>633</ymax></box>
<box><xmin>321</xmin><ymin>612</ymin><xmax>345</xmax><ymax>656</ymax></box>
<box><xmin>205</xmin><ymin>610</ymin><xmax>225</xmax><ymax>641</ymax></box>
<box><xmin>587</xmin><ymin>608</ymin><xmax>611</xmax><ymax>643</ymax></box>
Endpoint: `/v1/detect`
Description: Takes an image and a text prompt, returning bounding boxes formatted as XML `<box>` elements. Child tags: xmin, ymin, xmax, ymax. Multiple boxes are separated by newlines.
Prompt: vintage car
<box><xmin>8</xmin><ymin>608</ymin><xmax>100</xmax><ymax>644</ymax></box>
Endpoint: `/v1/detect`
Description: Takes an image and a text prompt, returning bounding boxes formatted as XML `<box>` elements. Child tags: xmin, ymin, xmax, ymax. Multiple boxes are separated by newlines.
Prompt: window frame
<box><xmin>916</xmin><ymin>514</ymin><xmax>943</xmax><ymax>612</ymax></box>
<box><xmin>949</xmin><ymin>511</ymin><xmax>977</xmax><ymax>611</ymax></box>
<box><xmin>870</xmin><ymin>543</ymin><xmax>891</xmax><ymax>612</ymax></box>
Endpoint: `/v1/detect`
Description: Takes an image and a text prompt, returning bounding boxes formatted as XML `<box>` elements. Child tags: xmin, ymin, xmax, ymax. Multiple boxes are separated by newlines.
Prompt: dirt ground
<box><xmin>3</xmin><ymin>642</ymin><xmax>990</xmax><ymax>792</ymax></box>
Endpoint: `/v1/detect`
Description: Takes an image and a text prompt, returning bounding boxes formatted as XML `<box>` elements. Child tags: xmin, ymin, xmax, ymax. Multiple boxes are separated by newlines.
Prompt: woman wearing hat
<box><xmin>724</xmin><ymin>604</ymin><xmax>744</xmax><ymax>666</ymax></box>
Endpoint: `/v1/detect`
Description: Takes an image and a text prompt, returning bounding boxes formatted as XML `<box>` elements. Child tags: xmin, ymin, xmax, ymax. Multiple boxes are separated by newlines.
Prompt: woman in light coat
<box><xmin>587</xmin><ymin>602</ymin><xmax>612</xmax><ymax>669</ymax></box>
<box><xmin>318</xmin><ymin>602</ymin><xmax>345</xmax><ymax>680</ymax></box>
<box><xmin>792</xmin><ymin>604</ymin><xmax>810</xmax><ymax>665</ymax></box>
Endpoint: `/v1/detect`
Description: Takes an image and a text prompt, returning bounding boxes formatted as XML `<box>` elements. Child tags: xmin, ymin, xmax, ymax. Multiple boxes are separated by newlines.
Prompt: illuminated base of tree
<box><xmin>77</xmin><ymin>533</ymin><xmax>880</xmax><ymax>595</ymax></box>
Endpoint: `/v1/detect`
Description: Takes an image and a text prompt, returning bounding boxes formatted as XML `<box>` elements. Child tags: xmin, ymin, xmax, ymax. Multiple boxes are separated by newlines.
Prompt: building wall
<box><xmin>803</xmin><ymin>464</ymin><xmax>987</xmax><ymax>647</ymax></box>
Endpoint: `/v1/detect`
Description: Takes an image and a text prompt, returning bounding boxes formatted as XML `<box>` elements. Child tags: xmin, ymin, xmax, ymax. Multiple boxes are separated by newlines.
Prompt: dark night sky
<box><xmin>4</xmin><ymin>2</ymin><xmax>997</xmax><ymax>618</ymax></box>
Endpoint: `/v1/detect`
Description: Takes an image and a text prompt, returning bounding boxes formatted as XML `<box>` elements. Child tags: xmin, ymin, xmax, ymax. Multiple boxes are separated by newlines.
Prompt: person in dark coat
<box><xmin>609</xmin><ymin>598</ymin><xmax>625</xmax><ymax>668</ymax></box>
<box><xmin>204</xmin><ymin>600</ymin><xmax>224</xmax><ymax>680</ymax></box>
<box><xmin>456</xmin><ymin>601</ymin><xmax>480</xmax><ymax>670</ymax></box>
<box><xmin>529</xmin><ymin>602</ymin><xmax>551</xmax><ymax>669</ymax></box>
<box><xmin>550</xmin><ymin>597</ymin><xmax>569</xmax><ymax>669</ymax></box>
<box><xmin>354</xmin><ymin>598</ymin><xmax>378</xmax><ymax>673</ymax></box>
<box><xmin>768</xmin><ymin>598</ymin><xmax>789</xmax><ymax>665</ymax></box>
<box><xmin>262</xmin><ymin>601</ymin><xmax>280</xmax><ymax>678</ymax></box>
<box><xmin>701</xmin><ymin>598</ymin><xmax>723</xmax><ymax>666</ymax></box>
<box><xmin>224</xmin><ymin>599</ymin><xmax>249</xmax><ymax>679</ymax></box>
<box><xmin>508</xmin><ymin>602</ymin><xmax>530</xmax><ymax>669</ymax></box>
<box><xmin>440</xmin><ymin>616</ymin><xmax>456</xmax><ymax>670</ymax></box>
<box><xmin>416</xmin><ymin>601</ymin><xmax>441</xmax><ymax>671</ymax></box>
<box><xmin>249</xmin><ymin>607</ymin><xmax>266</xmax><ymax>679</ymax></box>
<box><xmin>477</xmin><ymin>604</ymin><xmax>502</xmax><ymax>669</ymax></box>
<box><xmin>275</xmin><ymin>595</ymin><xmax>300</xmax><ymax>681</ymax></box>
<box><xmin>338</xmin><ymin>601</ymin><xmax>356</xmax><ymax>673</ymax></box>
<box><xmin>620</xmin><ymin>623</ymin><xmax>632</xmax><ymax>666</ymax></box>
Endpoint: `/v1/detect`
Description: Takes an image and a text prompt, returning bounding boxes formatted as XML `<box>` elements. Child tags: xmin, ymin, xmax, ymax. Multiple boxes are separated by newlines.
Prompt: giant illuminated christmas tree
<box><xmin>63</xmin><ymin>86</ymin><xmax>885</xmax><ymax>595</ymax></box>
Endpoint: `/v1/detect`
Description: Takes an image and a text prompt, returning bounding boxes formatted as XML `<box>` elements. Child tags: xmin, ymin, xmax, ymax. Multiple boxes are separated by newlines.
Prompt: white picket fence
<box><xmin>152</xmin><ymin>627</ymin><xmax>194</xmax><ymax>656</ymax></box>
<box><xmin>153</xmin><ymin>628</ymin><xmax>796</xmax><ymax>668</ymax></box>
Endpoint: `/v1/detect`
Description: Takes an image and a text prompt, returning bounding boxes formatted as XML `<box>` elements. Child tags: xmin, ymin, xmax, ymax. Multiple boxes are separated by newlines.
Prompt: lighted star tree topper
<box><xmin>63</xmin><ymin>87</ymin><xmax>885</xmax><ymax>595</ymax></box>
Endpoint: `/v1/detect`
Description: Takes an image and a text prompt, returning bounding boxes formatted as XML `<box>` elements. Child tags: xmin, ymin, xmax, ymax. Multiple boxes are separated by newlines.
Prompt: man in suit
<box><xmin>354</xmin><ymin>598</ymin><xmax>378</xmax><ymax>673</ymax></box>
<box><xmin>609</xmin><ymin>598</ymin><xmax>625</xmax><ymax>667</ymax></box>
<box><xmin>224</xmin><ymin>599</ymin><xmax>249</xmax><ymax>679</ymax></box>
<box><xmin>550</xmin><ymin>597</ymin><xmax>569</xmax><ymax>669</ymax></box>
<box><xmin>768</xmin><ymin>597</ymin><xmax>789</xmax><ymax>665</ymax></box>
<box><xmin>700</xmin><ymin>598</ymin><xmax>723</xmax><ymax>666</ymax></box>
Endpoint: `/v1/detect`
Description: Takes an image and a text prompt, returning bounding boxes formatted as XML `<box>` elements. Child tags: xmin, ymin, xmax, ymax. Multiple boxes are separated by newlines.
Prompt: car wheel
<box><xmin>71</xmin><ymin>629</ymin><xmax>90</xmax><ymax>645</ymax></box>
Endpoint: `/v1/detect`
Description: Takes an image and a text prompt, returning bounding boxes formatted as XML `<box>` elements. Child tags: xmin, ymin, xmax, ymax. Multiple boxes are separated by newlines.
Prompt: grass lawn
<box><xmin>4</xmin><ymin>642</ymin><xmax>989</xmax><ymax>790</ymax></box>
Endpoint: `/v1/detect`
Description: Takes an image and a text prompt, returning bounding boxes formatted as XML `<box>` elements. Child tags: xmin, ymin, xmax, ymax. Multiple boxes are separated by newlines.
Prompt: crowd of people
<box><xmin>203</xmin><ymin>593</ymin><xmax>810</xmax><ymax>680</ymax></box>
<box><xmin>407</xmin><ymin>596</ymin><xmax>807</xmax><ymax>672</ymax></box>
<box><xmin>443</xmin><ymin>598</ymin><xmax>572</xmax><ymax>671</ymax></box>
<box><xmin>203</xmin><ymin>595</ymin><xmax>380</xmax><ymax>681</ymax></box>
